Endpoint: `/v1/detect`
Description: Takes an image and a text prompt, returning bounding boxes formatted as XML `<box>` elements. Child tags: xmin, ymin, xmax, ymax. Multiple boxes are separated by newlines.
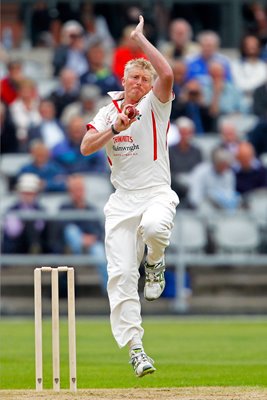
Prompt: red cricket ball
<box><xmin>124</xmin><ymin>105</ymin><xmax>138</xmax><ymax>120</ymax></box>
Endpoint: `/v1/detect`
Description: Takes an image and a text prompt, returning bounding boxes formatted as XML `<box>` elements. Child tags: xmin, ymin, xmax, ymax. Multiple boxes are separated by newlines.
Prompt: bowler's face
<box><xmin>122</xmin><ymin>67</ymin><xmax>152</xmax><ymax>103</ymax></box>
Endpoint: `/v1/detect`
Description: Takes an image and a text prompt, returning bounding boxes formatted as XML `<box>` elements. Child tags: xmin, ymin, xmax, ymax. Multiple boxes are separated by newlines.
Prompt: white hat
<box><xmin>17</xmin><ymin>174</ymin><xmax>40</xmax><ymax>193</ymax></box>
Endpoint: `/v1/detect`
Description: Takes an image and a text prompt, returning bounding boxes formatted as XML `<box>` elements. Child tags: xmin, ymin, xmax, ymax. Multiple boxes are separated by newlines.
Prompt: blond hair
<box><xmin>124</xmin><ymin>58</ymin><xmax>156</xmax><ymax>82</ymax></box>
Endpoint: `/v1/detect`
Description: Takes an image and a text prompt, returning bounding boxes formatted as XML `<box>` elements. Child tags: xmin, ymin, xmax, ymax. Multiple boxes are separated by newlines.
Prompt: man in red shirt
<box><xmin>0</xmin><ymin>59</ymin><xmax>24</xmax><ymax>105</ymax></box>
<box><xmin>112</xmin><ymin>24</ymin><xmax>147</xmax><ymax>81</ymax></box>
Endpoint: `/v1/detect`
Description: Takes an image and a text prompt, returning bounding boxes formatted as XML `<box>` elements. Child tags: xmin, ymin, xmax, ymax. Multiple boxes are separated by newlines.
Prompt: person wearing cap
<box><xmin>2</xmin><ymin>173</ymin><xmax>50</xmax><ymax>254</ymax></box>
<box><xmin>52</xmin><ymin>20</ymin><xmax>88</xmax><ymax>77</ymax></box>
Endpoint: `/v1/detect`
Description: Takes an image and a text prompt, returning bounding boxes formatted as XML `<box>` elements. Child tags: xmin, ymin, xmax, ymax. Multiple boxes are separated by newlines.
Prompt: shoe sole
<box><xmin>137</xmin><ymin>367</ymin><xmax>156</xmax><ymax>378</ymax></box>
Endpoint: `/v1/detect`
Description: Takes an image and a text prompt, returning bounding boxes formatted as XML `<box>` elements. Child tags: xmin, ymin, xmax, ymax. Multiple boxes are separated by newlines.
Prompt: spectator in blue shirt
<box><xmin>186</xmin><ymin>31</ymin><xmax>232</xmax><ymax>83</ymax></box>
<box><xmin>18</xmin><ymin>140</ymin><xmax>67</xmax><ymax>192</ymax></box>
<box><xmin>53</xmin><ymin>115</ymin><xmax>107</xmax><ymax>174</ymax></box>
<box><xmin>202</xmin><ymin>61</ymin><xmax>248</xmax><ymax>118</ymax></box>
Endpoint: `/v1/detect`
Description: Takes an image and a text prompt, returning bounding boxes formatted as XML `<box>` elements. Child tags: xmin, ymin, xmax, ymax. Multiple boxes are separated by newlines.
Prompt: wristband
<box><xmin>111</xmin><ymin>124</ymin><xmax>120</xmax><ymax>135</ymax></box>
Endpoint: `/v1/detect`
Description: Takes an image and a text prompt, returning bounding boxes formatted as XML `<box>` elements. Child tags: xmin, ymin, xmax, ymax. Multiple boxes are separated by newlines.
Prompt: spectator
<box><xmin>233</xmin><ymin>141</ymin><xmax>267</xmax><ymax>195</ymax></box>
<box><xmin>160</xmin><ymin>18</ymin><xmax>199</xmax><ymax>61</ymax></box>
<box><xmin>217</xmin><ymin>118</ymin><xmax>241</xmax><ymax>157</ymax></box>
<box><xmin>18</xmin><ymin>140</ymin><xmax>67</xmax><ymax>192</ymax></box>
<box><xmin>171</xmin><ymin>78</ymin><xmax>215</xmax><ymax>133</ymax></box>
<box><xmin>253</xmin><ymin>77</ymin><xmax>267</xmax><ymax>118</ymax></box>
<box><xmin>58</xmin><ymin>174</ymin><xmax>108</xmax><ymax>293</ymax></box>
<box><xmin>61</xmin><ymin>84</ymin><xmax>102</xmax><ymax>127</ymax></box>
<box><xmin>247</xmin><ymin>118</ymin><xmax>267</xmax><ymax>156</ymax></box>
<box><xmin>171</xmin><ymin>59</ymin><xmax>189</xmax><ymax>109</ymax></box>
<box><xmin>0</xmin><ymin>59</ymin><xmax>24</xmax><ymax>106</ymax></box>
<box><xmin>2</xmin><ymin>173</ymin><xmax>49</xmax><ymax>254</ymax></box>
<box><xmin>28</xmin><ymin>99</ymin><xmax>67</xmax><ymax>152</ymax></box>
<box><xmin>169</xmin><ymin>117</ymin><xmax>202</xmax><ymax>202</ymax></box>
<box><xmin>0</xmin><ymin>101</ymin><xmax>18</xmax><ymax>153</ymax></box>
<box><xmin>80</xmin><ymin>40</ymin><xmax>122</xmax><ymax>95</ymax></box>
<box><xmin>49</xmin><ymin>68</ymin><xmax>80</xmax><ymax>119</ymax></box>
<box><xmin>80</xmin><ymin>2</ymin><xmax>115</xmax><ymax>55</ymax></box>
<box><xmin>231</xmin><ymin>34</ymin><xmax>267</xmax><ymax>108</ymax></box>
<box><xmin>30</xmin><ymin>1</ymin><xmax>53</xmax><ymax>47</ymax></box>
<box><xmin>53</xmin><ymin>115</ymin><xmax>107</xmax><ymax>174</ymax></box>
<box><xmin>243</xmin><ymin>2</ymin><xmax>267</xmax><ymax>51</ymax></box>
<box><xmin>112</xmin><ymin>25</ymin><xmax>147</xmax><ymax>81</ymax></box>
<box><xmin>187</xmin><ymin>147</ymin><xmax>240</xmax><ymax>210</ymax></box>
<box><xmin>52</xmin><ymin>20</ymin><xmax>88</xmax><ymax>77</ymax></box>
<box><xmin>202</xmin><ymin>61</ymin><xmax>248</xmax><ymax>118</ymax></box>
<box><xmin>9</xmin><ymin>78</ymin><xmax>41</xmax><ymax>152</ymax></box>
<box><xmin>186</xmin><ymin>31</ymin><xmax>232</xmax><ymax>83</ymax></box>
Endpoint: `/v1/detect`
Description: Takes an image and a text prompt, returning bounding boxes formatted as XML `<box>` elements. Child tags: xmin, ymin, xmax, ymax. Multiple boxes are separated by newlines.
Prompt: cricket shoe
<box><xmin>129</xmin><ymin>347</ymin><xmax>156</xmax><ymax>377</ymax></box>
<box><xmin>144</xmin><ymin>260</ymin><xmax>165</xmax><ymax>301</ymax></box>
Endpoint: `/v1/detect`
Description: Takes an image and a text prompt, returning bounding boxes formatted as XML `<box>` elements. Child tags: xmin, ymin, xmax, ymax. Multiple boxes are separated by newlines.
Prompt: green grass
<box><xmin>1</xmin><ymin>317</ymin><xmax>267</xmax><ymax>389</ymax></box>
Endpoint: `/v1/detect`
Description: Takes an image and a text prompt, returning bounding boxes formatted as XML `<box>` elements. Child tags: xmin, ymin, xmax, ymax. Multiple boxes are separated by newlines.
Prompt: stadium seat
<box><xmin>82</xmin><ymin>173</ymin><xmax>113</xmax><ymax>210</ymax></box>
<box><xmin>0</xmin><ymin>193</ymin><xmax>17</xmax><ymax>215</ymax></box>
<box><xmin>245</xmin><ymin>188</ymin><xmax>267</xmax><ymax>228</ymax></box>
<box><xmin>39</xmin><ymin>193</ymin><xmax>70</xmax><ymax>214</ymax></box>
<box><xmin>170</xmin><ymin>212</ymin><xmax>207</xmax><ymax>253</ymax></box>
<box><xmin>260</xmin><ymin>153</ymin><xmax>267</xmax><ymax>168</ymax></box>
<box><xmin>0</xmin><ymin>153</ymin><xmax>32</xmax><ymax>177</ymax></box>
<box><xmin>211</xmin><ymin>213</ymin><xmax>260</xmax><ymax>253</ymax></box>
<box><xmin>0</xmin><ymin>174</ymin><xmax>8</xmax><ymax>196</ymax></box>
<box><xmin>191</xmin><ymin>135</ymin><xmax>220</xmax><ymax>161</ymax></box>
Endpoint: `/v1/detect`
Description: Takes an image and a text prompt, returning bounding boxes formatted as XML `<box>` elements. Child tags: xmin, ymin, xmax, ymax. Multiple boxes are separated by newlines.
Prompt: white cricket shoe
<box><xmin>144</xmin><ymin>260</ymin><xmax>165</xmax><ymax>301</ymax></box>
<box><xmin>129</xmin><ymin>348</ymin><xmax>156</xmax><ymax>377</ymax></box>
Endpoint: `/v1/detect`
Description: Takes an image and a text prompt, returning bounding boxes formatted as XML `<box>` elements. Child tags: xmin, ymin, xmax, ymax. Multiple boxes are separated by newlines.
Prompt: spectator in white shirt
<box><xmin>231</xmin><ymin>34</ymin><xmax>267</xmax><ymax>109</ymax></box>
<box><xmin>187</xmin><ymin>147</ymin><xmax>240</xmax><ymax>210</ymax></box>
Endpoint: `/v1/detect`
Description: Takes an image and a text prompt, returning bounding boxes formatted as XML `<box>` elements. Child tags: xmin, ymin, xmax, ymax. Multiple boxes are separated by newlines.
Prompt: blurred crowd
<box><xmin>1</xmin><ymin>1</ymin><xmax>267</xmax><ymax>269</ymax></box>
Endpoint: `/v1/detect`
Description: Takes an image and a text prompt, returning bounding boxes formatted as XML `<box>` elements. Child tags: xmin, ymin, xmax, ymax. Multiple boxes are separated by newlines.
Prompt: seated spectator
<box><xmin>0</xmin><ymin>101</ymin><xmax>18</xmax><ymax>153</ymax></box>
<box><xmin>186</xmin><ymin>31</ymin><xmax>232</xmax><ymax>83</ymax></box>
<box><xmin>18</xmin><ymin>140</ymin><xmax>67</xmax><ymax>192</ymax></box>
<box><xmin>49</xmin><ymin>68</ymin><xmax>80</xmax><ymax>119</ymax></box>
<box><xmin>80</xmin><ymin>40</ymin><xmax>122</xmax><ymax>95</ymax></box>
<box><xmin>243</xmin><ymin>2</ymin><xmax>267</xmax><ymax>56</ymax></box>
<box><xmin>217</xmin><ymin>118</ymin><xmax>241</xmax><ymax>157</ymax></box>
<box><xmin>112</xmin><ymin>25</ymin><xmax>147</xmax><ymax>81</ymax></box>
<box><xmin>169</xmin><ymin>117</ymin><xmax>202</xmax><ymax>202</ymax></box>
<box><xmin>53</xmin><ymin>115</ymin><xmax>107</xmax><ymax>174</ymax></box>
<box><xmin>0</xmin><ymin>59</ymin><xmax>24</xmax><ymax>106</ymax></box>
<box><xmin>58</xmin><ymin>174</ymin><xmax>107</xmax><ymax>293</ymax></box>
<box><xmin>52</xmin><ymin>20</ymin><xmax>88</xmax><ymax>77</ymax></box>
<box><xmin>60</xmin><ymin>84</ymin><xmax>102</xmax><ymax>127</ymax></box>
<box><xmin>247</xmin><ymin>118</ymin><xmax>267</xmax><ymax>156</ymax></box>
<box><xmin>159</xmin><ymin>18</ymin><xmax>199</xmax><ymax>61</ymax></box>
<box><xmin>187</xmin><ymin>147</ymin><xmax>240</xmax><ymax>210</ymax></box>
<box><xmin>2</xmin><ymin>173</ymin><xmax>50</xmax><ymax>254</ymax></box>
<box><xmin>202</xmin><ymin>61</ymin><xmax>248</xmax><ymax>118</ymax></box>
<box><xmin>80</xmin><ymin>2</ymin><xmax>115</xmax><ymax>55</ymax></box>
<box><xmin>231</xmin><ymin>34</ymin><xmax>267</xmax><ymax>108</ymax></box>
<box><xmin>233</xmin><ymin>141</ymin><xmax>267</xmax><ymax>195</ymax></box>
<box><xmin>171</xmin><ymin>79</ymin><xmax>215</xmax><ymax>133</ymax></box>
<box><xmin>171</xmin><ymin>59</ymin><xmax>189</xmax><ymax>108</ymax></box>
<box><xmin>252</xmin><ymin>77</ymin><xmax>267</xmax><ymax>118</ymax></box>
<box><xmin>28</xmin><ymin>99</ymin><xmax>67</xmax><ymax>152</ymax></box>
<box><xmin>9</xmin><ymin>78</ymin><xmax>41</xmax><ymax>152</ymax></box>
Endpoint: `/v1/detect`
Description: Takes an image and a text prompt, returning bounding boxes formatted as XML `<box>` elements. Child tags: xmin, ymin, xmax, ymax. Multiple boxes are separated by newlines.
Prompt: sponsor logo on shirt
<box><xmin>112</xmin><ymin>135</ymin><xmax>139</xmax><ymax>156</ymax></box>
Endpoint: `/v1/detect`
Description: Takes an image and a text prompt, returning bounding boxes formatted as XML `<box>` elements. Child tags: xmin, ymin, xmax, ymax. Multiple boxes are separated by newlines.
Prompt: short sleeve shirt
<box><xmin>87</xmin><ymin>90</ymin><xmax>172</xmax><ymax>191</ymax></box>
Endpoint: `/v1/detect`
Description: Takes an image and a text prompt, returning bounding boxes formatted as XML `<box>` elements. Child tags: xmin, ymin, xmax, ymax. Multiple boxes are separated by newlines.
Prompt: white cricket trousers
<box><xmin>104</xmin><ymin>185</ymin><xmax>179</xmax><ymax>348</ymax></box>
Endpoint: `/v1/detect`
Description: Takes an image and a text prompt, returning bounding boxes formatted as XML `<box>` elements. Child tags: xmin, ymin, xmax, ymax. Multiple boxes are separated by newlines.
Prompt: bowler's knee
<box><xmin>140</xmin><ymin>219</ymin><xmax>170</xmax><ymax>242</ymax></box>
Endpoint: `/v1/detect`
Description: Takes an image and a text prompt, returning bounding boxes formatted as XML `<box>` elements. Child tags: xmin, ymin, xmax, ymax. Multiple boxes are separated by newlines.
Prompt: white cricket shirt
<box><xmin>87</xmin><ymin>90</ymin><xmax>172</xmax><ymax>191</ymax></box>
